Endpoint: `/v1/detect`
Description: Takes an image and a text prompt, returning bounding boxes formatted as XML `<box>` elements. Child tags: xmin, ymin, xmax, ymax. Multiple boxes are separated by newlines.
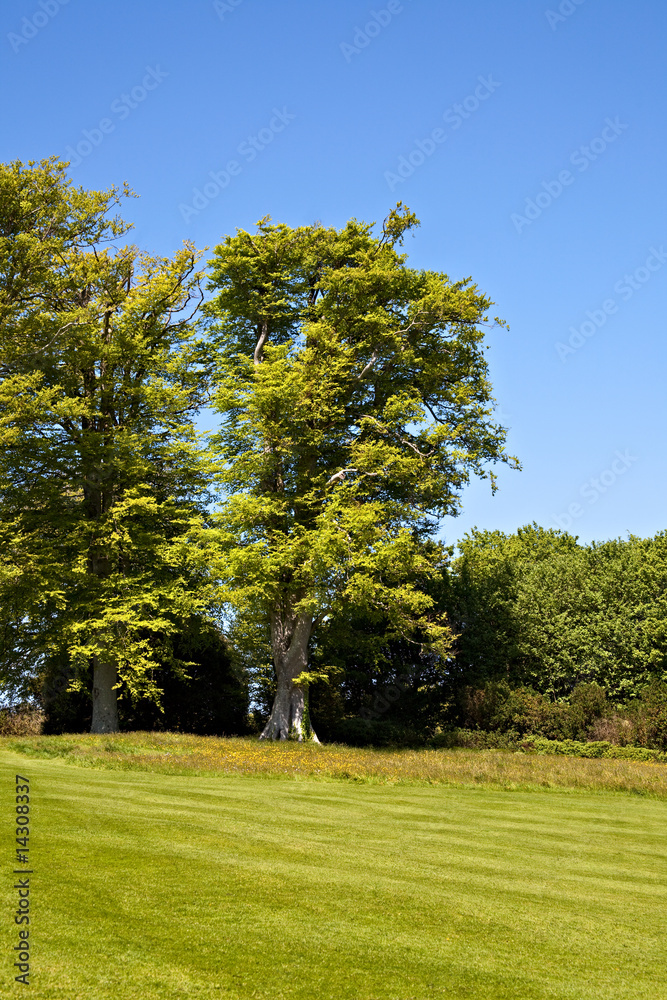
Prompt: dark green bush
<box><xmin>320</xmin><ymin>717</ymin><xmax>425</xmax><ymax>748</ymax></box>
<box><xmin>430</xmin><ymin>729</ymin><xmax>522</xmax><ymax>750</ymax></box>
<box><xmin>627</xmin><ymin>681</ymin><xmax>667</xmax><ymax>750</ymax></box>
<box><xmin>456</xmin><ymin>681</ymin><xmax>610</xmax><ymax>741</ymax></box>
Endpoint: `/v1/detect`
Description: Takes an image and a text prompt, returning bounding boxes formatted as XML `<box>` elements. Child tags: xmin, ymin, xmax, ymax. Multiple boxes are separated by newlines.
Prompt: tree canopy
<box><xmin>0</xmin><ymin>158</ymin><xmax>211</xmax><ymax>731</ymax></box>
<box><xmin>205</xmin><ymin>206</ymin><xmax>517</xmax><ymax>739</ymax></box>
<box><xmin>448</xmin><ymin>525</ymin><xmax>667</xmax><ymax>701</ymax></box>
<box><xmin>14</xmin><ymin>163</ymin><xmax>664</xmax><ymax>748</ymax></box>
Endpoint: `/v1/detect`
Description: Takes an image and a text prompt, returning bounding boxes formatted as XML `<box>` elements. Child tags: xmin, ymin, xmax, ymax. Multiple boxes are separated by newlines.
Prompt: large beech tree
<box><xmin>0</xmin><ymin>158</ymin><xmax>210</xmax><ymax>732</ymax></box>
<box><xmin>206</xmin><ymin>206</ymin><xmax>517</xmax><ymax>740</ymax></box>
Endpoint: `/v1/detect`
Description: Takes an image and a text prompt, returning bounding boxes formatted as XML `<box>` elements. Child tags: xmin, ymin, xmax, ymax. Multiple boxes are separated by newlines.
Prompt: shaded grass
<box><xmin>1</xmin><ymin>748</ymin><xmax>666</xmax><ymax>999</ymax></box>
<box><xmin>3</xmin><ymin>731</ymin><xmax>667</xmax><ymax>798</ymax></box>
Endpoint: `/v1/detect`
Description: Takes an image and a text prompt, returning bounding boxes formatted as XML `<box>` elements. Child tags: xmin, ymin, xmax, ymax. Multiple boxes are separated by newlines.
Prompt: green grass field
<box><xmin>2</xmin><ymin>738</ymin><xmax>667</xmax><ymax>999</ymax></box>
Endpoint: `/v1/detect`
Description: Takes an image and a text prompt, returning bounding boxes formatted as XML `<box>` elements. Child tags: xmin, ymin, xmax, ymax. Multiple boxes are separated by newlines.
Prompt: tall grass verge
<box><xmin>3</xmin><ymin>731</ymin><xmax>667</xmax><ymax>797</ymax></box>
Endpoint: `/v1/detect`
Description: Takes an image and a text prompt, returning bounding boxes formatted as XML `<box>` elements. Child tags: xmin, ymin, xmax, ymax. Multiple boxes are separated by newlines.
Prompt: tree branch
<box><xmin>254</xmin><ymin>321</ymin><xmax>268</xmax><ymax>366</ymax></box>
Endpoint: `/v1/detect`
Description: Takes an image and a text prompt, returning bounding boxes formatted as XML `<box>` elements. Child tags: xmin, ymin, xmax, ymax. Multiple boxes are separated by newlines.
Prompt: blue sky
<box><xmin>2</xmin><ymin>0</ymin><xmax>665</xmax><ymax>548</ymax></box>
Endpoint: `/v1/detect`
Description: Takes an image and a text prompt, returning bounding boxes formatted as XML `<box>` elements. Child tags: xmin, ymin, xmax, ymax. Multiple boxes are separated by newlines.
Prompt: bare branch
<box><xmin>398</xmin><ymin>435</ymin><xmax>435</xmax><ymax>459</ymax></box>
<box><xmin>356</xmin><ymin>350</ymin><xmax>378</xmax><ymax>381</ymax></box>
<box><xmin>326</xmin><ymin>469</ymin><xmax>355</xmax><ymax>486</ymax></box>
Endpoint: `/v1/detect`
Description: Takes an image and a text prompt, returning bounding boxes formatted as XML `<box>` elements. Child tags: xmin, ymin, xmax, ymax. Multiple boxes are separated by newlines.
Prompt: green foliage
<box><xmin>447</xmin><ymin>679</ymin><xmax>667</xmax><ymax>752</ymax></box>
<box><xmin>39</xmin><ymin>617</ymin><xmax>249</xmax><ymax>735</ymax></box>
<box><xmin>430</xmin><ymin>728</ymin><xmax>524</xmax><ymax>750</ymax></box>
<box><xmin>456</xmin><ymin>680</ymin><xmax>610</xmax><ymax>740</ymax></box>
<box><xmin>447</xmin><ymin>524</ymin><xmax>577</xmax><ymax>688</ymax></box>
<box><xmin>433</xmin><ymin>729</ymin><xmax>667</xmax><ymax>762</ymax></box>
<box><xmin>628</xmin><ymin>680</ymin><xmax>667</xmax><ymax>750</ymax></box>
<box><xmin>306</xmin><ymin>536</ymin><xmax>455</xmax><ymax>737</ymax></box>
<box><xmin>315</xmin><ymin>716</ymin><xmax>425</xmax><ymax>748</ymax></box>
<box><xmin>522</xmin><ymin>736</ymin><xmax>667</xmax><ymax>763</ymax></box>
<box><xmin>0</xmin><ymin>158</ymin><xmax>214</xmax><ymax>716</ymax></box>
<box><xmin>447</xmin><ymin>525</ymin><xmax>667</xmax><ymax>700</ymax></box>
<box><xmin>205</xmin><ymin>206</ymin><xmax>515</xmax><ymax>731</ymax></box>
<box><xmin>7</xmin><ymin>162</ymin><xmax>666</xmax><ymax>749</ymax></box>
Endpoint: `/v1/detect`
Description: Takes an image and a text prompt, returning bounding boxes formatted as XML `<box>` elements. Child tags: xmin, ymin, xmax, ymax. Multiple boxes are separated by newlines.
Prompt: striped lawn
<box><xmin>2</xmin><ymin>749</ymin><xmax>666</xmax><ymax>999</ymax></box>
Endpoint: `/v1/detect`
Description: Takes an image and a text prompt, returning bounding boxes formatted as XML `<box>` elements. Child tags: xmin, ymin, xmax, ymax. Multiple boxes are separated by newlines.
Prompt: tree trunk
<box><xmin>91</xmin><ymin>656</ymin><xmax>120</xmax><ymax>733</ymax></box>
<box><xmin>260</xmin><ymin>611</ymin><xmax>319</xmax><ymax>741</ymax></box>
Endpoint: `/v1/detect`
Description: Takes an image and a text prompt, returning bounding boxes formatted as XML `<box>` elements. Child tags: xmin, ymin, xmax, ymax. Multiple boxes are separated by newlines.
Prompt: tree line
<box><xmin>1</xmin><ymin>159</ymin><xmax>664</xmax><ymax>745</ymax></box>
<box><xmin>305</xmin><ymin>525</ymin><xmax>667</xmax><ymax>749</ymax></box>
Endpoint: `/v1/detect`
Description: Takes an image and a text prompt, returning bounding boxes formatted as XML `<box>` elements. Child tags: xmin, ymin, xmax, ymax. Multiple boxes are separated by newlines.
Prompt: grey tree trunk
<box><xmin>91</xmin><ymin>656</ymin><xmax>120</xmax><ymax>733</ymax></box>
<box><xmin>260</xmin><ymin>611</ymin><xmax>319</xmax><ymax>741</ymax></box>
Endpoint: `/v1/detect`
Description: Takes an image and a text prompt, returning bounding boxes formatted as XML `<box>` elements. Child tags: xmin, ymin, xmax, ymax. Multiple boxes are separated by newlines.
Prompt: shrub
<box><xmin>456</xmin><ymin>681</ymin><xmax>610</xmax><ymax>741</ymax></box>
<box><xmin>321</xmin><ymin>717</ymin><xmax>424</xmax><ymax>748</ymax></box>
<box><xmin>0</xmin><ymin>706</ymin><xmax>44</xmax><ymax>735</ymax></box>
<box><xmin>522</xmin><ymin>735</ymin><xmax>667</xmax><ymax>763</ymax></box>
<box><xmin>430</xmin><ymin>728</ymin><xmax>522</xmax><ymax>750</ymax></box>
<box><xmin>627</xmin><ymin>680</ymin><xmax>667</xmax><ymax>750</ymax></box>
<box><xmin>587</xmin><ymin>715</ymin><xmax>634</xmax><ymax>745</ymax></box>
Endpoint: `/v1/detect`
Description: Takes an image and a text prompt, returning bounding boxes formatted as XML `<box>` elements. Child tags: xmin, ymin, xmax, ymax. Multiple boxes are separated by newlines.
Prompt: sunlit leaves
<box><xmin>205</xmin><ymin>206</ymin><xmax>515</xmax><ymax>678</ymax></box>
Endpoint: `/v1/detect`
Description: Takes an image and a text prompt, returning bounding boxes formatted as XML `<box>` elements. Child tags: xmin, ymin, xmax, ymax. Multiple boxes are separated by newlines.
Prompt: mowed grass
<box><xmin>2</xmin><ymin>742</ymin><xmax>667</xmax><ymax>1000</ymax></box>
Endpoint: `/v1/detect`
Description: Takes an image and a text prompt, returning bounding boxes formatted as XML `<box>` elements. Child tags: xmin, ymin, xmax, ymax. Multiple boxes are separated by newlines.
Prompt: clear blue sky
<box><xmin>2</xmin><ymin>0</ymin><xmax>665</xmax><ymax>547</ymax></box>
